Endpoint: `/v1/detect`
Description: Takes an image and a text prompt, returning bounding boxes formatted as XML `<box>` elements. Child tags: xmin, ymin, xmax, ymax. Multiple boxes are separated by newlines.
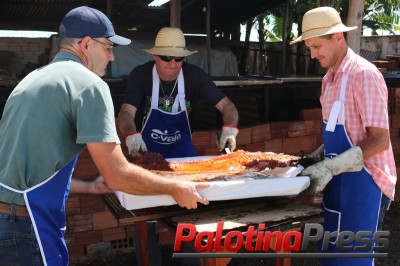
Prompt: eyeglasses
<box><xmin>157</xmin><ymin>55</ymin><xmax>185</xmax><ymax>62</ymax></box>
<box><xmin>91</xmin><ymin>38</ymin><xmax>114</xmax><ymax>54</ymax></box>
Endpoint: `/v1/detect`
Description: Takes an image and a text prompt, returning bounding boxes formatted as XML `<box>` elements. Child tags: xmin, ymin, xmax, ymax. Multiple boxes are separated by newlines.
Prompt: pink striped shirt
<box><xmin>321</xmin><ymin>48</ymin><xmax>396</xmax><ymax>200</ymax></box>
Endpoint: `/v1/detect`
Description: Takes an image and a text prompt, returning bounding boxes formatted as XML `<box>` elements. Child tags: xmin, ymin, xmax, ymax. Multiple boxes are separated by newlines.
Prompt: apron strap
<box><xmin>151</xmin><ymin>65</ymin><xmax>186</xmax><ymax>113</ymax></box>
<box><xmin>151</xmin><ymin>66</ymin><xmax>160</xmax><ymax>109</ymax></box>
<box><xmin>326</xmin><ymin>72</ymin><xmax>349</xmax><ymax>132</ymax></box>
<box><xmin>172</xmin><ymin>69</ymin><xmax>186</xmax><ymax>113</ymax></box>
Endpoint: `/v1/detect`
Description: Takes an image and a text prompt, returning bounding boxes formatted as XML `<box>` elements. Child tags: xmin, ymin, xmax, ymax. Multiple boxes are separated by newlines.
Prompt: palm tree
<box><xmin>363</xmin><ymin>0</ymin><xmax>400</xmax><ymax>35</ymax></box>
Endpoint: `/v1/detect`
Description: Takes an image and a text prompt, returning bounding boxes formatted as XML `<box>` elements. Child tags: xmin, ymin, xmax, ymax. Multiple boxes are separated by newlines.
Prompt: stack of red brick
<box><xmin>192</xmin><ymin>108</ymin><xmax>323</xmax><ymax>157</ymax></box>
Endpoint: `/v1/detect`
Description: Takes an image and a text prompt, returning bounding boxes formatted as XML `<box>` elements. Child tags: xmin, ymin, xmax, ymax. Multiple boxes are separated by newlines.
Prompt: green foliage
<box><xmin>364</xmin><ymin>0</ymin><xmax>400</xmax><ymax>35</ymax></box>
<box><xmin>243</xmin><ymin>0</ymin><xmax>400</xmax><ymax>43</ymax></box>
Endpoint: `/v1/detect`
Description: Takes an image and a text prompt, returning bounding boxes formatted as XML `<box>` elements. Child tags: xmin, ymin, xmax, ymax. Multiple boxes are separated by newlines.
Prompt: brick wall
<box><xmin>0</xmin><ymin>37</ymin><xmax>50</xmax><ymax>77</ymax></box>
<box><xmin>390</xmin><ymin>88</ymin><xmax>400</xmax><ymax>200</ymax></box>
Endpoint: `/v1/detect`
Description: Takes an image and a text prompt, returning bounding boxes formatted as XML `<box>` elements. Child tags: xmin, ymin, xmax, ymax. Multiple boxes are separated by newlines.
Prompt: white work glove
<box><xmin>301</xmin><ymin>146</ymin><xmax>364</xmax><ymax>196</ymax></box>
<box><xmin>218</xmin><ymin>126</ymin><xmax>239</xmax><ymax>152</ymax></box>
<box><xmin>298</xmin><ymin>144</ymin><xmax>325</xmax><ymax>168</ymax></box>
<box><xmin>125</xmin><ymin>133</ymin><xmax>147</xmax><ymax>154</ymax></box>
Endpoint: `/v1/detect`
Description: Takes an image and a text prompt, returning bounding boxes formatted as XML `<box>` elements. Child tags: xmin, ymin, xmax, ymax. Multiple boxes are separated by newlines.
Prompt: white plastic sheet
<box><xmin>114</xmin><ymin>156</ymin><xmax>309</xmax><ymax>210</ymax></box>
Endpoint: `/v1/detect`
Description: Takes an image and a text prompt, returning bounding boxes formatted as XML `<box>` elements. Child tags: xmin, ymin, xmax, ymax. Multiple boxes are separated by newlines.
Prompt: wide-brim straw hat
<box><xmin>290</xmin><ymin>6</ymin><xmax>357</xmax><ymax>45</ymax></box>
<box><xmin>144</xmin><ymin>27</ymin><xmax>197</xmax><ymax>57</ymax></box>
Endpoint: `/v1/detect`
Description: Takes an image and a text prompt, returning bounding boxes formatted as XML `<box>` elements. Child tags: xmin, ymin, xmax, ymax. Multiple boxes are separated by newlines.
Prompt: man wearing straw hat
<box><xmin>292</xmin><ymin>6</ymin><xmax>396</xmax><ymax>265</ymax></box>
<box><xmin>118</xmin><ymin>27</ymin><xmax>238</xmax><ymax>265</ymax></box>
<box><xmin>118</xmin><ymin>27</ymin><xmax>239</xmax><ymax>159</ymax></box>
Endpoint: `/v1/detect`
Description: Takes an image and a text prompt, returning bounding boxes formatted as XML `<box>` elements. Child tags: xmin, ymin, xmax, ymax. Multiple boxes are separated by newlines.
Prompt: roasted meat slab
<box><xmin>129</xmin><ymin>150</ymin><xmax>300</xmax><ymax>182</ymax></box>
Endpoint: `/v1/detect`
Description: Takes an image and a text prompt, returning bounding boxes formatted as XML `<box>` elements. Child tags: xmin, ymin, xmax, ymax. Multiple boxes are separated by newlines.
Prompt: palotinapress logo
<box><xmin>150</xmin><ymin>129</ymin><xmax>181</xmax><ymax>145</ymax></box>
<box><xmin>173</xmin><ymin>222</ymin><xmax>390</xmax><ymax>259</ymax></box>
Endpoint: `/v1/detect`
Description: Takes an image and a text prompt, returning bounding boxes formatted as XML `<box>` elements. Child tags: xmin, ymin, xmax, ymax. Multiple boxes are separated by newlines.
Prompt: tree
<box><xmin>363</xmin><ymin>0</ymin><xmax>400</xmax><ymax>35</ymax></box>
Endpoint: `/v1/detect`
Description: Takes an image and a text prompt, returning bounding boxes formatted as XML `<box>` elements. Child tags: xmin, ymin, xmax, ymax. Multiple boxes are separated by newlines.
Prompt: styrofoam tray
<box><xmin>115</xmin><ymin>156</ymin><xmax>309</xmax><ymax>210</ymax></box>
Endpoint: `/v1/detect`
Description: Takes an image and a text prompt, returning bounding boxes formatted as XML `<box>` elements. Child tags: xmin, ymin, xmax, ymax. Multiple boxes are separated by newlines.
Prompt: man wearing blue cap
<box><xmin>0</xmin><ymin>6</ymin><xmax>208</xmax><ymax>266</ymax></box>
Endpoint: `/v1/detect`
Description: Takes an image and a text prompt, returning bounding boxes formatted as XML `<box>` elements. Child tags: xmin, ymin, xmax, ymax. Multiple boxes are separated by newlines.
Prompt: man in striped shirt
<box><xmin>291</xmin><ymin>6</ymin><xmax>396</xmax><ymax>266</ymax></box>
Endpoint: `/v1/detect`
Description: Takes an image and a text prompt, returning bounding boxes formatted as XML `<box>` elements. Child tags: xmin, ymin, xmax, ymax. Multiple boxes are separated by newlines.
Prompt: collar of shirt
<box><xmin>324</xmin><ymin>48</ymin><xmax>356</xmax><ymax>84</ymax></box>
<box><xmin>52</xmin><ymin>52</ymin><xmax>83</xmax><ymax>65</ymax></box>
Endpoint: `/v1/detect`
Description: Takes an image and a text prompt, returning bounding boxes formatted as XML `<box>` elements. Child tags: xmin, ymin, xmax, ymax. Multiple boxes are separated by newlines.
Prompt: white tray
<box><xmin>115</xmin><ymin>156</ymin><xmax>309</xmax><ymax>210</ymax></box>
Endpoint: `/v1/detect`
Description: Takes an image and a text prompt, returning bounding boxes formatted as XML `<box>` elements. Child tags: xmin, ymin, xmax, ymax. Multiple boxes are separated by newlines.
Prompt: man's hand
<box><xmin>87</xmin><ymin>176</ymin><xmax>114</xmax><ymax>194</ymax></box>
<box><xmin>171</xmin><ymin>181</ymin><xmax>209</xmax><ymax>209</ymax></box>
<box><xmin>126</xmin><ymin>133</ymin><xmax>147</xmax><ymax>154</ymax></box>
<box><xmin>218</xmin><ymin>126</ymin><xmax>239</xmax><ymax>152</ymax></box>
<box><xmin>301</xmin><ymin>146</ymin><xmax>364</xmax><ymax>195</ymax></box>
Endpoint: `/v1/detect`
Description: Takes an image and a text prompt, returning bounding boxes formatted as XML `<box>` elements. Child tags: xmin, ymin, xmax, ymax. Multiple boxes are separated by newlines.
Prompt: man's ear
<box><xmin>335</xmin><ymin>32</ymin><xmax>345</xmax><ymax>42</ymax></box>
<box><xmin>79</xmin><ymin>36</ymin><xmax>91</xmax><ymax>51</ymax></box>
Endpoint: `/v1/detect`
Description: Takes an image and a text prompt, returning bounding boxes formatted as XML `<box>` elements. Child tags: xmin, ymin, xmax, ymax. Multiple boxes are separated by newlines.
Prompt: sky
<box><xmin>0</xmin><ymin>30</ymin><xmax>57</xmax><ymax>38</ymax></box>
<box><xmin>0</xmin><ymin>27</ymin><xmax>396</xmax><ymax>40</ymax></box>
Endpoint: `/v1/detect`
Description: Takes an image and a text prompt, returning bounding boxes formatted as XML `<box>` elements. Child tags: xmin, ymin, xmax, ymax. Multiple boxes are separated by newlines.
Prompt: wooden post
<box><xmin>106</xmin><ymin>0</ymin><xmax>112</xmax><ymax>77</ymax></box>
<box><xmin>281</xmin><ymin>3</ymin><xmax>289</xmax><ymax>76</ymax></box>
<box><xmin>346</xmin><ymin>0</ymin><xmax>364</xmax><ymax>54</ymax></box>
<box><xmin>206</xmin><ymin>0</ymin><xmax>211</xmax><ymax>75</ymax></box>
<box><xmin>170</xmin><ymin>0</ymin><xmax>181</xmax><ymax>28</ymax></box>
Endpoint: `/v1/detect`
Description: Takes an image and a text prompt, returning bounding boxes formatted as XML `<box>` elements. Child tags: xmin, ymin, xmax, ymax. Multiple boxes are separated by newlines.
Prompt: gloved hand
<box><xmin>218</xmin><ymin>126</ymin><xmax>239</xmax><ymax>152</ymax></box>
<box><xmin>298</xmin><ymin>144</ymin><xmax>325</xmax><ymax>168</ymax></box>
<box><xmin>125</xmin><ymin>133</ymin><xmax>147</xmax><ymax>154</ymax></box>
<box><xmin>301</xmin><ymin>146</ymin><xmax>364</xmax><ymax>196</ymax></box>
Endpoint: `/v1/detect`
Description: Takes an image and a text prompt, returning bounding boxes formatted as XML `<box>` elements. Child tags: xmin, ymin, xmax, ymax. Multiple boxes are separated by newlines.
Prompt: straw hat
<box><xmin>144</xmin><ymin>27</ymin><xmax>197</xmax><ymax>57</ymax></box>
<box><xmin>290</xmin><ymin>6</ymin><xmax>357</xmax><ymax>45</ymax></box>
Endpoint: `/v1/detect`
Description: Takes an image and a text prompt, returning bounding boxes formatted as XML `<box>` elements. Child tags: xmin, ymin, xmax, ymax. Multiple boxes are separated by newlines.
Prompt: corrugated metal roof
<box><xmin>0</xmin><ymin>0</ymin><xmax>285</xmax><ymax>35</ymax></box>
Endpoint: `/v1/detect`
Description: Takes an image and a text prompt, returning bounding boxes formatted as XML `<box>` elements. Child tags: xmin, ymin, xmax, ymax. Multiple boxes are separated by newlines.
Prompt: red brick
<box><xmin>316</xmin><ymin>134</ymin><xmax>324</xmax><ymax>147</ymax></box>
<box><xmin>194</xmin><ymin>147</ymin><xmax>206</xmax><ymax>156</ymax></box>
<box><xmin>391</xmin><ymin>114</ymin><xmax>400</xmax><ymax>129</ymax></box>
<box><xmin>270</xmin><ymin>122</ymin><xmax>288</xmax><ymax>139</ymax></box>
<box><xmin>210</xmin><ymin>131</ymin><xmax>219</xmax><ymax>148</ymax></box>
<box><xmin>93</xmin><ymin>211</ymin><xmax>118</xmax><ymax>230</ymax></box>
<box><xmin>67</xmin><ymin>244</ymin><xmax>85</xmax><ymax>258</ymax></box>
<box><xmin>75</xmin><ymin>230</ymin><xmax>102</xmax><ymax>246</ymax></box>
<box><xmin>236</xmin><ymin>127</ymin><xmax>252</xmax><ymax>146</ymax></box>
<box><xmin>102</xmin><ymin>227</ymin><xmax>126</xmax><ymax>241</ymax></box>
<box><xmin>251</xmin><ymin>124</ymin><xmax>271</xmax><ymax>143</ymax></box>
<box><xmin>67</xmin><ymin>214</ymin><xmax>93</xmax><ymax>233</ymax></box>
<box><xmin>192</xmin><ymin>131</ymin><xmax>211</xmax><ymax>148</ymax></box>
<box><xmin>66</xmin><ymin>196</ymin><xmax>80</xmax><ymax>215</ymax></box>
<box><xmin>300</xmin><ymin>108</ymin><xmax>322</xmax><ymax>120</ymax></box>
<box><xmin>288</xmin><ymin>121</ymin><xmax>306</xmax><ymax>137</ymax></box>
<box><xmin>245</xmin><ymin>142</ymin><xmax>266</xmax><ymax>152</ymax></box>
<box><xmin>80</xmin><ymin>195</ymin><xmax>106</xmax><ymax>213</ymax></box>
<box><xmin>265</xmin><ymin>139</ymin><xmax>283</xmax><ymax>153</ymax></box>
<box><xmin>64</xmin><ymin>233</ymin><xmax>76</xmax><ymax>246</ymax></box>
<box><xmin>125</xmin><ymin>225</ymin><xmax>135</xmax><ymax>239</ymax></box>
<box><xmin>305</xmin><ymin>120</ymin><xmax>322</xmax><ymax>135</ymax></box>
<box><xmin>204</xmin><ymin>147</ymin><xmax>220</xmax><ymax>156</ymax></box>
<box><xmin>282</xmin><ymin>136</ymin><xmax>317</xmax><ymax>155</ymax></box>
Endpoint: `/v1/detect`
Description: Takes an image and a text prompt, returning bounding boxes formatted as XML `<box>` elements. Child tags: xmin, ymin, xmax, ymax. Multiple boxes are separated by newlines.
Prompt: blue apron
<box><xmin>321</xmin><ymin>72</ymin><xmax>382</xmax><ymax>265</ymax></box>
<box><xmin>141</xmin><ymin>66</ymin><xmax>195</xmax><ymax>159</ymax></box>
<box><xmin>0</xmin><ymin>156</ymin><xmax>78</xmax><ymax>266</ymax></box>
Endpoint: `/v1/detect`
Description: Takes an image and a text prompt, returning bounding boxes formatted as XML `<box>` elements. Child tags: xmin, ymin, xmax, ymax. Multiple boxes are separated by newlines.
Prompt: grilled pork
<box><xmin>129</xmin><ymin>150</ymin><xmax>300</xmax><ymax>182</ymax></box>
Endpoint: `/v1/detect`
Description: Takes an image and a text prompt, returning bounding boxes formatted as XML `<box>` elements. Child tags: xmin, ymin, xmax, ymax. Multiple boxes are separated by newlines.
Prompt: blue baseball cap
<box><xmin>59</xmin><ymin>6</ymin><xmax>131</xmax><ymax>45</ymax></box>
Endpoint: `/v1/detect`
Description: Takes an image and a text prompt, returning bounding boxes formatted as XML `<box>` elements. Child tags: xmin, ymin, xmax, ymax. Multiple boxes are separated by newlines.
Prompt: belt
<box><xmin>0</xmin><ymin>202</ymin><xmax>30</xmax><ymax>217</ymax></box>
